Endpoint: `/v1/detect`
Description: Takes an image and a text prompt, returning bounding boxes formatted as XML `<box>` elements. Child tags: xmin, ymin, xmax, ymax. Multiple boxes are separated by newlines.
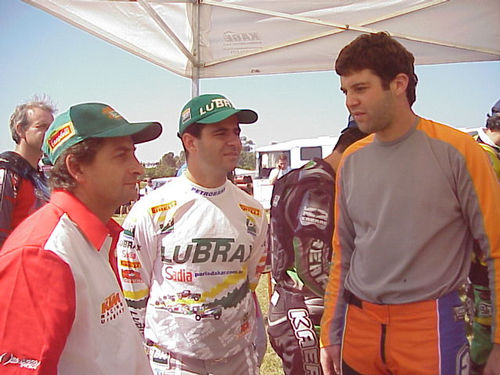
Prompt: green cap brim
<box><xmin>95</xmin><ymin>121</ymin><xmax>162</xmax><ymax>144</ymax></box>
<box><xmin>196</xmin><ymin>108</ymin><xmax>258</xmax><ymax>125</ymax></box>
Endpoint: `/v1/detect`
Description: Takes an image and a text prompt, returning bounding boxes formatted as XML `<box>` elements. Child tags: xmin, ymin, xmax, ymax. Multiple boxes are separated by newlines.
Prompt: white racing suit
<box><xmin>117</xmin><ymin>174</ymin><xmax>268</xmax><ymax>363</ymax></box>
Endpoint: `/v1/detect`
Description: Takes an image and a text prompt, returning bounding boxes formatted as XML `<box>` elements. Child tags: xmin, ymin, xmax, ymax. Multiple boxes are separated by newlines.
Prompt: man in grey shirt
<box><xmin>320</xmin><ymin>32</ymin><xmax>500</xmax><ymax>375</ymax></box>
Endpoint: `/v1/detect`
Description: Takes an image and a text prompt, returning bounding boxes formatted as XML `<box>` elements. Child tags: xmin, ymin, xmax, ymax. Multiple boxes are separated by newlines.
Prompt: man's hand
<box><xmin>484</xmin><ymin>343</ymin><xmax>500</xmax><ymax>375</ymax></box>
<box><xmin>320</xmin><ymin>345</ymin><xmax>341</xmax><ymax>375</ymax></box>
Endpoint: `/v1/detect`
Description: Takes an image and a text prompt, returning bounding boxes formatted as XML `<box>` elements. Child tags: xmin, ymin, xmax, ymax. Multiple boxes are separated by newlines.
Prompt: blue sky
<box><xmin>1</xmin><ymin>0</ymin><xmax>499</xmax><ymax>162</ymax></box>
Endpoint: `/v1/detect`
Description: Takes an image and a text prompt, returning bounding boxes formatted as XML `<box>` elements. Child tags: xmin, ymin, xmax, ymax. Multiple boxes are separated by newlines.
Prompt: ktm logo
<box><xmin>101</xmin><ymin>292</ymin><xmax>121</xmax><ymax>314</ymax></box>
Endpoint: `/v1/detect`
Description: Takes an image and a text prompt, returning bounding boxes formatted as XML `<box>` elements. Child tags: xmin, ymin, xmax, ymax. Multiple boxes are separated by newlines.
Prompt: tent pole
<box><xmin>191</xmin><ymin>0</ymin><xmax>201</xmax><ymax>97</ymax></box>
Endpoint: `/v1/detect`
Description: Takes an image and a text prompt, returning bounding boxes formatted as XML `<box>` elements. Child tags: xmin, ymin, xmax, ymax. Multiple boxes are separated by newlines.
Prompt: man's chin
<box><xmin>224</xmin><ymin>161</ymin><xmax>238</xmax><ymax>172</ymax></box>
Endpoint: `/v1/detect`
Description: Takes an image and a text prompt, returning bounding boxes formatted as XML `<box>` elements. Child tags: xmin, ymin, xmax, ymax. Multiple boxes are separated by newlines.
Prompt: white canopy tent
<box><xmin>23</xmin><ymin>0</ymin><xmax>500</xmax><ymax>96</ymax></box>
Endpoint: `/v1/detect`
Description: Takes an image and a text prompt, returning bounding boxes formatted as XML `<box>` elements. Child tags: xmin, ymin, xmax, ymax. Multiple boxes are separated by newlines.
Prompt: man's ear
<box><xmin>15</xmin><ymin>122</ymin><xmax>26</xmax><ymax>141</ymax></box>
<box><xmin>182</xmin><ymin>133</ymin><xmax>197</xmax><ymax>153</ymax></box>
<box><xmin>65</xmin><ymin>154</ymin><xmax>85</xmax><ymax>183</ymax></box>
<box><xmin>391</xmin><ymin>73</ymin><xmax>409</xmax><ymax>97</ymax></box>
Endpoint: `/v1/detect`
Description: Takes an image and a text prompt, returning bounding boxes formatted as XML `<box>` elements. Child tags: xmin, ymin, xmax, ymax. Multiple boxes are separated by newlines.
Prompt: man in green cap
<box><xmin>117</xmin><ymin>94</ymin><xmax>268</xmax><ymax>375</ymax></box>
<box><xmin>0</xmin><ymin>102</ymin><xmax>162</xmax><ymax>374</ymax></box>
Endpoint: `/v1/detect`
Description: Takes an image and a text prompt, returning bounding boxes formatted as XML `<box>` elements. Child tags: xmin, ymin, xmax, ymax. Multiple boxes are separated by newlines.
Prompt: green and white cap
<box><xmin>43</xmin><ymin>102</ymin><xmax>162</xmax><ymax>164</ymax></box>
<box><xmin>178</xmin><ymin>94</ymin><xmax>257</xmax><ymax>136</ymax></box>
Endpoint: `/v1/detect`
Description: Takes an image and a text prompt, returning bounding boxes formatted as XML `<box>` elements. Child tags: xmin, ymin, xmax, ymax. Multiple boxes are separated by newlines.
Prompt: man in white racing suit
<box><xmin>118</xmin><ymin>94</ymin><xmax>268</xmax><ymax>375</ymax></box>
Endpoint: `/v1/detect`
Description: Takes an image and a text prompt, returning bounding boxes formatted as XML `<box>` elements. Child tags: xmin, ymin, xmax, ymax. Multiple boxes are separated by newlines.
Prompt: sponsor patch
<box><xmin>121</xmin><ymin>269</ymin><xmax>143</xmax><ymax>283</ymax></box>
<box><xmin>299</xmin><ymin>206</ymin><xmax>328</xmax><ymax>230</ymax></box>
<box><xmin>121</xmin><ymin>250</ymin><xmax>137</xmax><ymax>259</ymax></box>
<box><xmin>123</xmin><ymin>288</ymin><xmax>150</xmax><ymax>300</ymax></box>
<box><xmin>161</xmin><ymin>238</ymin><xmax>249</xmax><ymax>264</ymax></box>
<box><xmin>0</xmin><ymin>352</ymin><xmax>40</xmax><ymax>370</ymax></box>
<box><xmin>246</xmin><ymin>215</ymin><xmax>257</xmax><ymax>236</ymax></box>
<box><xmin>47</xmin><ymin>121</ymin><xmax>75</xmax><ymax>151</ymax></box>
<box><xmin>123</xmin><ymin>227</ymin><xmax>135</xmax><ymax>239</ymax></box>
<box><xmin>453</xmin><ymin>305</ymin><xmax>466</xmax><ymax>321</ymax></box>
<box><xmin>164</xmin><ymin>267</ymin><xmax>194</xmax><ymax>283</ymax></box>
<box><xmin>120</xmin><ymin>260</ymin><xmax>141</xmax><ymax>268</ymax></box>
<box><xmin>150</xmin><ymin>201</ymin><xmax>177</xmax><ymax>214</ymax></box>
<box><xmin>239</xmin><ymin>203</ymin><xmax>261</xmax><ymax>216</ymax></box>
<box><xmin>102</xmin><ymin>106</ymin><xmax>122</xmax><ymax>119</ymax></box>
<box><xmin>119</xmin><ymin>238</ymin><xmax>135</xmax><ymax>249</ymax></box>
<box><xmin>100</xmin><ymin>292</ymin><xmax>125</xmax><ymax>324</ymax></box>
<box><xmin>287</xmin><ymin>308</ymin><xmax>321</xmax><ymax>373</ymax></box>
<box><xmin>190</xmin><ymin>186</ymin><xmax>225</xmax><ymax>197</ymax></box>
<box><xmin>181</xmin><ymin>108</ymin><xmax>191</xmax><ymax>124</ymax></box>
<box><xmin>160</xmin><ymin>217</ymin><xmax>175</xmax><ymax>234</ymax></box>
<box><xmin>199</xmin><ymin>98</ymin><xmax>233</xmax><ymax>116</ymax></box>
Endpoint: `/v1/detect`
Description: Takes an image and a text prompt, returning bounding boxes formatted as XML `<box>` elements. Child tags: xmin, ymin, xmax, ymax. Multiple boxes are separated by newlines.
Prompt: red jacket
<box><xmin>0</xmin><ymin>151</ymin><xmax>49</xmax><ymax>247</ymax></box>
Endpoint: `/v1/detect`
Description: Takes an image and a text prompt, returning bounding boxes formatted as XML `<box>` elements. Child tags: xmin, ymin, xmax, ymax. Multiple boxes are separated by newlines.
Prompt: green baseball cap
<box><xmin>43</xmin><ymin>102</ymin><xmax>162</xmax><ymax>164</ymax></box>
<box><xmin>178</xmin><ymin>94</ymin><xmax>257</xmax><ymax>136</ymax></box>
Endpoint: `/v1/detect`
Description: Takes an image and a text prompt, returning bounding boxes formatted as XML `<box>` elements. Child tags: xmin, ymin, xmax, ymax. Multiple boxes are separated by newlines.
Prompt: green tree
<box><xmin>142</xmin><ymin>150</ymin><xmax>186</xmax><ymax>179</ymax></box>
<box><xmin>238</xmin><ymin>136</ymin><xmax>256</xmax><ymax>170</ymax></box>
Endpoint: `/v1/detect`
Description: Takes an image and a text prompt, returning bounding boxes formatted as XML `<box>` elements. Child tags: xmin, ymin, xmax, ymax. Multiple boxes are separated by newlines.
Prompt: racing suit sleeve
<box><xmin>0</xmin><ymin>168</ymin><xmax>17</xmax><ymax>248</ymax></box>
<box><xmin>291</xmin><ymin>172</ymin><xmax>335</xmax><ymax>297</ymax></box>
<box><xmin>248</xmin><ymin>210</ymin><xmax>268</xmax><ymax>291</ymax></box>
<box><xmin>0</xmin><ymin>247</ymin><xmax>75</xmax><ymax>374</ymax></box>
<box><xmin>117</xmin><ymin>199</ymin><xmax>158</xmax><ymax>336</ymax></box>
<box><xmin>320</xmin><ymin>159</ymin><xmax>354</xmax><ymax>347</ymax></box>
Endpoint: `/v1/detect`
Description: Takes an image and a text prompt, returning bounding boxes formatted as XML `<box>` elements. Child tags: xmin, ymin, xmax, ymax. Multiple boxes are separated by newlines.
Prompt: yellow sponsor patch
<box><xmin>123</xmin><ymin>289</ymin><xmax>150</xmax><ymax>300</ymax></box>
<box><xmin>120</xmin><ymin>260</ymin><xmax>141</xmax><ymax>268</ymax></box>
<box><xmin>150</xmin><ymin>201</ymin><xmax>177</xmax><ymax>214</ymax></box>
<box><xmin>47</xmin><ymin>121</ymin><xmax>75</xmax><ymax>151</ymax></box>
<box><xmin>181</xmin><ymin>107</ymin><xmax>191</xmax><ymax>124</ymax></box>
<box><xmin>239</xmin><ymin>203</ymin><xmax>261</xmax><ymax>216</ymax></box>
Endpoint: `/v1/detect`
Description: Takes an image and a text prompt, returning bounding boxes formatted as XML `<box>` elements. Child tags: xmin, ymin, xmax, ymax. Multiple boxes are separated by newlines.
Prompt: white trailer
<box><xmin>253</xmin><ymin>136</ymin><xmax>338</xmax><ymax>209</ymax></box>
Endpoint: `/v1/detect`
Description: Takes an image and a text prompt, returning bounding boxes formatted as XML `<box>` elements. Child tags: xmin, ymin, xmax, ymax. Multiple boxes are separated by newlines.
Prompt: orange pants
<box><xmin>341</xmin><ymin>292</ymin><xmax>469</xmax><ymax>375</ymax></box>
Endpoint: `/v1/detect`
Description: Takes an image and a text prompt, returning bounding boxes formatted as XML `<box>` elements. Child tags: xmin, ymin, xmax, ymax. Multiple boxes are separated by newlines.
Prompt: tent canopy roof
<box><xmin>23</xmin><ymin>0</ymin><xmax>500</xmax><ymax>81</ymax></box>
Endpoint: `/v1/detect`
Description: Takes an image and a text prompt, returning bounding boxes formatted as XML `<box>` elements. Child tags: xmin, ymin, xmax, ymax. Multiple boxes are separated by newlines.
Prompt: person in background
<box><xmin>267</xmin><ymin>121</ymin><xmax>367</xmax><ymax>375</ymax></box>
<box><xmin>474</xmin><ymin>100</ymin><xmax>500</xmax><ymax>179</ymax></box>
<box><xmin>268</xmin><ymin>152</ymin><xmax>291</xmax><ymax>184</ymax></box>
<box><xmin>144</xmin><ymin>177</ymin><xmax>155</xmax><ymax>195</ymax></box>
<box><xmin>0</xmin><ymin>102</ymin><xmax>162</xmax><ymax>374</ymax></box>
<box><xmin>117</xmin><ymin>94</ymin><xmax>268</xmax><ymax>375</ymax></box>
<box><xmin>469</xmin><ymin>100</ymin><xmax>500</xmax><ymax>375</ymax></box>
<box><xmin>176</xmin><ymin>161</ymin><xmax>187</xmax><ymax>176</ymax></box>
<box><xmin>0</xmin><ymin>97</ymin><xmax>55</xmax><ymax>247</ymax></box>
<box><xmin>319</xmin><ymin>32</ymin><xmax>500</xmax><ymax>375</ymax></box>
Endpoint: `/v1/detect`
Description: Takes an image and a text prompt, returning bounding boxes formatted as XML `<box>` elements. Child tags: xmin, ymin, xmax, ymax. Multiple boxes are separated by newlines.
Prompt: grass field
<box><xmin>255</xmin><ymin>275</ymin><xmax>283</xmax><ymax>375</ymax></box>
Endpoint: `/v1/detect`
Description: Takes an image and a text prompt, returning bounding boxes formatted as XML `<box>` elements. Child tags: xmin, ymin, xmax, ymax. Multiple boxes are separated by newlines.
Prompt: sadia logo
<box><xmin>100</xmin><ymin>292</ymin><xmax>125</xmax><ymax>324</ymax></box>
<box><xmin>165</xmin><ymin>266</ymin><xmax>193</xmax><ymax>282</ymax></box>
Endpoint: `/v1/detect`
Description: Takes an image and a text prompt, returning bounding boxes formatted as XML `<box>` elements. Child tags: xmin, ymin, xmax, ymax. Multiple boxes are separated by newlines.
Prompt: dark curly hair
<box><xmin>49</xmin><ymin>138</ymin><xmax>104</xmax><ymax>192</ymax></box>
<box><xmin>486</xmin><ymin>113</ymin><xmax>500</xmax><ymax>131</ymax></box>
<box><xmin>335</xmin><ymin>32</ymin><xmax>418</xmax><ymax>106</ymax></box>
